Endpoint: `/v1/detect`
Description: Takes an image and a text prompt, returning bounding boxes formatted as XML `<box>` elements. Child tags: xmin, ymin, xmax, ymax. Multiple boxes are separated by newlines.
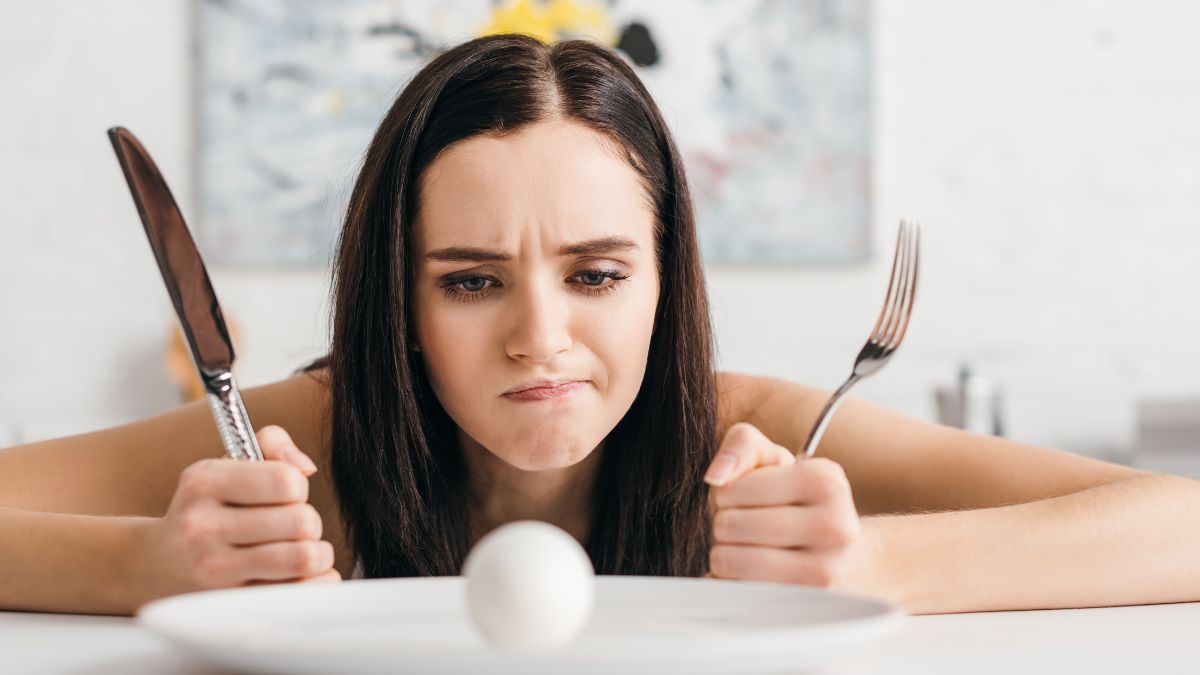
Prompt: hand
<box><xmin>703</xmin><ymin>422</ymin><xmax>870</xmax><ymax>590</ymax></box>
<box><xmin>137</xmin><ymin>425</ymin><xmax>340</xmax><ymax>603</ymax></box>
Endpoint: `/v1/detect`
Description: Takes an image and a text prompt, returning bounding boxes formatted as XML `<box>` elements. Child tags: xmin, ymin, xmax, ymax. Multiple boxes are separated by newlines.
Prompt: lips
<box><xmin>502</xmin><ymin>380</ymin><xmax>587</xmax><ymax>402</ymax></box>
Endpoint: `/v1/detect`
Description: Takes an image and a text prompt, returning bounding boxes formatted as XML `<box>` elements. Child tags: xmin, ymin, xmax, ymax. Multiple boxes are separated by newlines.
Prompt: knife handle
<box><xmin>203</xmin><ymin>371</ymin><xmax>264</xmax><ymax>462</ymax></box>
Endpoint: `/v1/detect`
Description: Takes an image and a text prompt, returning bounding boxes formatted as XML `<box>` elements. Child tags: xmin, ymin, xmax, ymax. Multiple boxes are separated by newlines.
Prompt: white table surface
<box><xmin>2</xmin><ymin>600</ymin><xmax>1198</xmax><ymax>674</ymax></box>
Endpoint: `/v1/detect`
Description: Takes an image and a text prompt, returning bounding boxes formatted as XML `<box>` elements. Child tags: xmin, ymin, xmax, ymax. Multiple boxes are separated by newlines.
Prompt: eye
<box><xmin>570</xmin><ymin>268</ymin><xmax>629</xmax><ymax>296</ymax></box>
<box><xmin>458</xmin><ymin>277</ymin><xmax>490</xmax><ymax>292</ymax></box>
<box><xmin>439</xmin><ymin>273</ymin><xmax>500</xmax><ymax>303</ymax></box>
<box><xmin>578</xmin><ymin>271</ymin><xmax>609</xmax><ymax>286</ymax></box>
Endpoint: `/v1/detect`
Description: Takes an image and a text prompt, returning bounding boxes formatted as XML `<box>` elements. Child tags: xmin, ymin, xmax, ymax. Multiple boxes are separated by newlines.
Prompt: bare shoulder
<box><xmin>242</xmin><ymin>367</ymin><xmax>332</xmax><ymax>466</ymax></box>
<box><xmin>714</xmin><ymin>370</ymin><xmax>826</xmax><ymax>439</ymax></box>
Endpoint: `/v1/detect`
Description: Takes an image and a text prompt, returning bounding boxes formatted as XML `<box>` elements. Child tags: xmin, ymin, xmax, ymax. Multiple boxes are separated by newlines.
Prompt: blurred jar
<box><xmin>934</xmin><ymin>364</ymin><xmax>1005</xmax><ymax>436</ymax></box>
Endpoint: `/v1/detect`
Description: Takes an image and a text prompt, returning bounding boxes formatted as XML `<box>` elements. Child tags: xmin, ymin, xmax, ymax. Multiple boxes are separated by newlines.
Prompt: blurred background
<box><xmin>1</xmin><ymin>1</ymin><xmax>1198</xmax><ymax>477</ymax></box>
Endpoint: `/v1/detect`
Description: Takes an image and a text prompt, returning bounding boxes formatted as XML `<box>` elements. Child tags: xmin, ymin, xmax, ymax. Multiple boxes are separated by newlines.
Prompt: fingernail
<box><xmin>704</xmin><ymin>454</ymin><xmax>738</xmax><ymax>486</ymax></box>
<box><xmin>285</xmin><ymin>448</ymin><xmax>318</xmax><ymax>475</ymax></box>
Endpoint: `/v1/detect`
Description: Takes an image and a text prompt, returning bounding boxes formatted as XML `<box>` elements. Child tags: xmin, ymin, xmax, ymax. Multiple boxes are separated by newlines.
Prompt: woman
<box><xmin>0</xmin><ymin>35</ymin><xmax>1196</xmax><ymax>617</ymax></box>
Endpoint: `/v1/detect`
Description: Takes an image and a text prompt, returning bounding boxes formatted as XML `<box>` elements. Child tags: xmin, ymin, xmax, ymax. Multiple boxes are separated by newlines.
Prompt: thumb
<box><xmin>704</xmin><ymin>422</ymin><xmax>795</xmax><ymax>487</ymax></box>
<box><xmin>255</xmin><ymin>425</ymin><xmax>318</xmax><ymax>476</ymax></box>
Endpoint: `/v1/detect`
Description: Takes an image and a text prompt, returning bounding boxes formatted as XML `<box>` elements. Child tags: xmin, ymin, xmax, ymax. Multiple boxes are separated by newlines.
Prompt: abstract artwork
<box><xmin>199</xmin><ymin>0</ymin><xmax>871</xmax><ymax>266</ymax></box>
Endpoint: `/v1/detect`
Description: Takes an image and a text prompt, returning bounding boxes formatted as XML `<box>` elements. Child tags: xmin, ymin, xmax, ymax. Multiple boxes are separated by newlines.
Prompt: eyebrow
<box><xmin>423</xmin><ymin>236</ymin><xmax>639</xmax><ymax>263</ymax></box>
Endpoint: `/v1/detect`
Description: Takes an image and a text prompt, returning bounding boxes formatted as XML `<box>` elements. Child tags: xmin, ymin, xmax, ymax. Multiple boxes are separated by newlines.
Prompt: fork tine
<box><xmin>886</xmin><ymin>222</ymin><xmax>920</xmax><ymax>350</ymax></box>
<box><xmin>878</xmin><ymin>222</ymin><xmax>913</xmax><ymax>346</ymax></box>
<box><xmin>869</xmin><ymin>222</ymin><xmax>907</xmax><ymax>344</ymax></box>
<box><xmin>803</xmin><ymin>221</ymin><xmax>921</xmax><ymax>458</ymax></box>
<box><xmin>874</xmin><ymin>221</ymin><xmax>913</xmax><ymax>345</ymax></box>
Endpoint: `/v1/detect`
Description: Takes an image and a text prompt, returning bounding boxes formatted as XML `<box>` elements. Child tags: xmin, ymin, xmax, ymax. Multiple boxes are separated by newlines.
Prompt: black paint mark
<box><xmin>716</xmin><ymin>44</ymin><xmax>734</xmax><ymax>90</ymax></box>
<box><xmin>262</xmin><ymin>63</ymin><xmax>311</xmax><ymax>83</ymax></box>
<box><xmin>617</xmin><ymin>21</ymin><xmax>659</xmax><ymax>67</ymax></box>
<box><xmin>247</xmin><ymin>153</ymin><xmax>297</xmax><ymax>190</ymax></box>
<box><xmin>204</xmin><ymin>0</ymin><xmax>266</xmax><ymax>24</ymax></box>
<box><xmin>366</xmin><ymin>20</ymin><xmax>437</xmax><ymax>58</ymax></box>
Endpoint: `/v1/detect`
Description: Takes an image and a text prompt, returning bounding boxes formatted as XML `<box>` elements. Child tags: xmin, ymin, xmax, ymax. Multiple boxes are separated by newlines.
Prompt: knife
<box><xmin>107</xmin><ymin>126</ymin><xmax>263</xmax><ymax>462</ymax></box>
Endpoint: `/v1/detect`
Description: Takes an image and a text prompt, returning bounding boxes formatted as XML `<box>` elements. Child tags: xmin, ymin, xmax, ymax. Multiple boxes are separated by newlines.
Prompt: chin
<box><xmin>501</xmin><ymin>439</ymin><xmax>595</xmax><ymax>472</ymax></box>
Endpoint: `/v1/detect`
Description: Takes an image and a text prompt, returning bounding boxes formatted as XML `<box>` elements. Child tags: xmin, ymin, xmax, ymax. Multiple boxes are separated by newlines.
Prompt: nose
<box><xmin>505</xmin><ymin>276</ymin><xmax>573</xmax><ymax>364</ymax></box>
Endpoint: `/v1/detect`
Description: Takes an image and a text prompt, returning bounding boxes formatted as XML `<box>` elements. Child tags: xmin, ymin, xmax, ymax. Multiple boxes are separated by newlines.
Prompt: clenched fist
<box><xmin>135</xmin><ymin>425</ymin><xmax>340</xmax><ymax>605</ymax></box>
<box><xmin>704</xmin><ymin>422</ymin><xmax>870</xmax><ymax>590</ymax></box>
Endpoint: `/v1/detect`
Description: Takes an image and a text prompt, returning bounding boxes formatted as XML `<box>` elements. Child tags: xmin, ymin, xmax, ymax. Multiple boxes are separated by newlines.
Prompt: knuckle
<box><xmin>270</xmin><ymin>466</ymin><xmax>307</xmax><ymax>502</ymax></box>
<box><xmin>815</xmin><ymin>517</ymin><xmax>851</xmax><ymax>547</ymax></box>
<box><xmin>724</xmin><ymin>422</ymin><xmax>757</xmax><ymax>447</ymax></box>
<box><xmin>318</xmin><ymin>540</ymin><xmax>335</xmax><ymax>569</ymax></box>
<box><xmin>811</xmin><ymin>458</ymin><xmax>847</xmax><ymax>483</ymax></box>
<box><xmin>801</xmin><ymin>558</ymin><xmax>836</xmax><ymax>587</ymax></box>
<box><xmin>289</xmin><ymin>541</ymin><xmax>328</xmax><ymax>576</ymax></box>
<box><xmin>294</xmin><ymin>505</ymin><xmax>323</xmax><ymax>540</ymax></box>
<box><xmin>194</xmin><ymin>553</ymin><xmax>230</xmax><ymax>587</ymax></box>
<box><xmin>709</xmin><ymin>546</ymin><xmax>726</xmax><ymax>576</ymax></box>
<box><xmin>712</xmin><ymin>510</ymin><xmax>734</xmax><ymax>539</ymax></box>
<box><xmin>177</xmin><ymin>510</ymin><xmax>219</xmax><ymax>546</ymax></box>
<box><xmin>709</xmin><ymin>545</ymin><xmax>736</xmax><ymax>577</ymax></box>
<box><xmin>804</xmin><ymin>463</ymin><xmax>845</xmax><ymax>500</ymax></box>
<box><xmin>293</xmin><ymin>544</ymin><xmax>318</xmax><ymax>575</ymax></box>
<box><xmin>178</xmin><ymin>462</ymin><xmax>218</xmax><ymax>498</ymax></box>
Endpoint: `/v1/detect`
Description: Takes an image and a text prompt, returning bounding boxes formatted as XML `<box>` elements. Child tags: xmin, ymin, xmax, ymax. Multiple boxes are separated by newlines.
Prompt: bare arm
<box><xmin>716</xmin><ymin>371</ymin><xmax>1148</xmax><ymax>514</ymax></box>
<box><xmin>0</xmin><ymin>371</ymin><xmax>343</xmax><ymax>615</ymax></box>
<box><xmin>860</xmin><ymin>474</ymin><xmax>1200</xmax><ymax>612</ymax></box>
<box><xmin>717</xmin><ymin>372</ymin><xmax>1200</xmax><ymax>612</ymax></box>
<box><xmin>0</xmin><ymin>508</ymin><xmax>151</xmax><ymax>614</ymax></box>
<box><xmin>0</xmin><ymin>371</ymin><xmax>330</xmax><ymax>517</ymax></box>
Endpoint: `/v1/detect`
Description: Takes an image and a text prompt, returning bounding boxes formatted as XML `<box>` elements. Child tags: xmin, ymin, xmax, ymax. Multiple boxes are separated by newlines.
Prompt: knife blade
<box><xmin>108</xmin><ymin>126</ymin><xmax>263</xmax><ymax>462</ymax></box>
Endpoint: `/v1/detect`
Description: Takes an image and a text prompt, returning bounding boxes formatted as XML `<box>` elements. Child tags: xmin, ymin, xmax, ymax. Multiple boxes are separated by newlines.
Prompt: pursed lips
<box><xmin>502</xmin><ymin>380</ymin><xmax>588</xmax><ymax>401</ymax></box>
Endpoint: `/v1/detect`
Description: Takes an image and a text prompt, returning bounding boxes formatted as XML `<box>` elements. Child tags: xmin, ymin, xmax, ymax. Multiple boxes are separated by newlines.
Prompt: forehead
<box><xmin>414</xmin><ymin>120</ymin><xmax>656</xmax><ymax>254</ymax></box>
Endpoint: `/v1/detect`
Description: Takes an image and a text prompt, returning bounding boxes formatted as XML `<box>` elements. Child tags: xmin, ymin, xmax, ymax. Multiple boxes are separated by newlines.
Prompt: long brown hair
<box><xmin>314</xmin><ymin>34</ymin><xmax>717</xmax><ymax>578</ymax></box>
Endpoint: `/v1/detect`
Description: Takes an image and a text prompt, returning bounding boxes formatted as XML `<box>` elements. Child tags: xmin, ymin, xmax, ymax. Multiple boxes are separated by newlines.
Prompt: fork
<box><xmin>799</xmin><ymin>220</ymin><xmax>921</xmax><ymax>458</ymax></box>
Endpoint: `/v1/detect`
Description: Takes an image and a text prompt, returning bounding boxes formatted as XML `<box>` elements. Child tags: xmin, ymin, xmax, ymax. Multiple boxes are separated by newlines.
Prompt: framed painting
<box><xmin>198</xmin><ymin>0</ymin><xmax>871</xmax><ymax>266</ymax></box>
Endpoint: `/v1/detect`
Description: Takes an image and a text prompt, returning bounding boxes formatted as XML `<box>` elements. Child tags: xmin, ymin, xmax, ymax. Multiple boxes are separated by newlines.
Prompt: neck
<box><xmin>459</xmin><ymin>432</ymin><xmax>602</xmax><ymax>547</ymax></box>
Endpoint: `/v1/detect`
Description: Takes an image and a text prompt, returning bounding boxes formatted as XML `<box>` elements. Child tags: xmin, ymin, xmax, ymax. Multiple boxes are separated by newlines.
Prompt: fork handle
<box><xmin>800</xmin><ymin>373</ymin><xmax>862</xmax><ymax>458</ymax></box>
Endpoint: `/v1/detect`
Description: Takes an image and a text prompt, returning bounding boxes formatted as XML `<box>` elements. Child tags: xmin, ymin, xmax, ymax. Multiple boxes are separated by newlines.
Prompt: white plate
<box><xmin>138</xmin><ymin>576</ymin><xmax>904</xmax><ymax>675</ymax></box>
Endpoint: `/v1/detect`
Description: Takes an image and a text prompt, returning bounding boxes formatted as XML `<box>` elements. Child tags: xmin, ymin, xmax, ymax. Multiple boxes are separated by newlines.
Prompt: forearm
<box><xmin>856</xmin><ymin>474</ymin><xmax>1200</xmax><ymax>614</ymax></box>
<box><xmin>0</xmin><ymin>507</ymin><xmax>153</xmax><ymax>616</ymax></box>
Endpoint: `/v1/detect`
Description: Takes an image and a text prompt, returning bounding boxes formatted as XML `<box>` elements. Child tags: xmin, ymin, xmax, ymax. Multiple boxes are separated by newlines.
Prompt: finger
<box><xmin>256</xmin><ymin>425</ymin><xmax>318</xmax><ymax>476</ymax></box>
<box><xmin>713</xmin><ymin>505</ymin><xmax>853</xmax><ymax>549</ymax></box>
<box><xmin>704</xmin><ymin>423</ymin><xmax>796</xmax><ymax>487</ymax></box>
<box><xmin>709</xmin><ymin>544</ymin><xmax>840</xmax><ymax>586</ymax></box>
<box><xmin>219</xmin><ymin>503</ymin><xmax>323</xmax><ymax>545</ymax></box>
<box><xmin>183</xmin><ymin>459</ymin><xmax>310</xmax><ymax>506</ymax></box>
<box><xmin>713</xmin><ymin>457</ymin><xmax>850</xmax><ymax>509</ymax></box>
<box><xmin>302</xmin><ymin>568</ymin><xmax>343</xmax><ymax>584</ymax></box>
<box><xmin>233</xmin><ymin>540</ymin><xmax>336</xmax><ymax>582</ymax></box>
<box><xmin>244</xmin><ymin>568</ymin><xmax>342</xmax><ymax>587</ymax></box>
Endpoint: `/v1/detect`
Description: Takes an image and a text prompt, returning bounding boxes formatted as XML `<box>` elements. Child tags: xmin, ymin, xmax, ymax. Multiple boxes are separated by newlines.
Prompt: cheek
<box><xmin>411</xmin><ymin>296</ymin><xmax>492</xmax><ymax>407</ymax></box>
<box><xmin>589</xmin><ymin>277</ymin><xmax>658</xmax><ymax>393</ymax></box>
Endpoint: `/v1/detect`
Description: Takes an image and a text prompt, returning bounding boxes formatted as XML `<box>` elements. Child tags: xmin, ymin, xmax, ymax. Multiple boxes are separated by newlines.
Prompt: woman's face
<box><xmin>411</xmin><ymin>119</ymin><xmax>660</xmax><ymax>471</ymax></box>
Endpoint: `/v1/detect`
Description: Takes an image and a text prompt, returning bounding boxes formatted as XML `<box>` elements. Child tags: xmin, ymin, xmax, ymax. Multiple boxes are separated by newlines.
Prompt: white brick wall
<box><xmin>2</xmin><ymin>0</ymin><xmax>1199</xmax><ymax>457</ymax></box>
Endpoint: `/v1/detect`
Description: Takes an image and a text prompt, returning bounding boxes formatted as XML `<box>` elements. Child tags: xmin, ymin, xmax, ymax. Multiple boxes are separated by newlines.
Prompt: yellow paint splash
<box><xmin>479</xmin><ymin>0</ymin><xmax>617</xmax><ymax>46</ymax></box>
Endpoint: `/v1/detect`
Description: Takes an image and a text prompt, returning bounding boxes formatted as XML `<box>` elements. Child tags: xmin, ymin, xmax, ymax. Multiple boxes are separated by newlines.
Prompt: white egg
<box><xmin>462</xmin><ymin>520</ymin><xmax>595</xmax><ymax>653</ymax></box>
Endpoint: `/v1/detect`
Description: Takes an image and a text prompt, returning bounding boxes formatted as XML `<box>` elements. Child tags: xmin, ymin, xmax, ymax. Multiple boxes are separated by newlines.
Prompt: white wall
<box><xmin>2</xmin><ymin>0</ymin><xmax>1199</xmax><ymax>458</ymax></box>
